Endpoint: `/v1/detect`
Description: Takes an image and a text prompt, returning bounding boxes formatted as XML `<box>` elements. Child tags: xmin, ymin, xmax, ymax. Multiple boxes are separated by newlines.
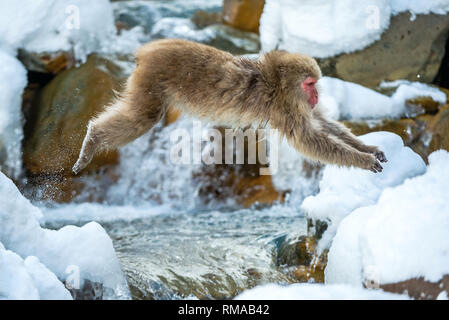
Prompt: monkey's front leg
<box><xmin>287</xmin><ymin>119</ymin><xmax>384</xmax><ymax>173</ymax></box>
<box><xmin>314</xmin><ymin>112</ymin><xmax>387</xmax><ymax>163</ymax></box>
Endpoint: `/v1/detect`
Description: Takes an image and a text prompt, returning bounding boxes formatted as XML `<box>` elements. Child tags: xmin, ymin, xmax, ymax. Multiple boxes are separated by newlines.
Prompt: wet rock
<box><xmin>23</xmin><ymin>55</ymin><xmax>126</xmax><ymax>177</ymax></box>
<box><xmin>319</xmin><ymin>13</ymin><xmax>449</xmax><ymax>88</ymax></box>
<box><xmin>233</xmin><ymin>174</ymin><xmax>285</xmax><ymax>208</ymax></box>
<box><xmin>112</xmin><ymin>1</ymin><xmax>160</xmax><ymax>34</ymax></box>
<box><xmin>277</xmin><ymin>236</ymin><xmax>327</xmax><ymax>283</ymax></box>
<box><xmin>192</xmin><ymin>10</ymin><xmax>222</xmax><ymax>29</ymax></box>
<box><xmin>427</xmin><ymin>104</ymin><xmax>449</xmax><ymax>154</ymax></box>
<box><xmin>18</xmin><ymin>50</ymin><xmax>74</xmax><ymax>74</ymax></box>
<box><xmin>407</xmin><ymin>96</ymin><xmax>442</xmax><ymax>115</ymax></box>
<box><xmin>66</xmin><ymin>279</ymin><xmax>104</xmax><ymax>300</ymax></box>
<box><xmin>205</xmin><ymin>24</ymin><xmax>260</xmax><ymax>54</ymax></box>
<box><xmin>222</xmin><ymin>0</ymin><xmax>265</xmax><ymax>33</ymax></box>
<box><xmin>306</xmin><ymin>218</ymin><xmax>329</xmax><ymax>241</ymax></box>
<box><xmin>380</xmin><ymin>275</ymin><xmax>449</xmax><ymax>300</ymax></box>
<box><xmin>194</xmin><ymin>128</ymin><xmax>284</xmax><ymax>208</ymax></box>
<box><xmin>195</xmin><ymin>163</ymin><xmax>284</xmax><ymax>208</ymax></box>
<box><xmin>151</xmin><ymin>17</ymin><xmax>260</xmax><ymax>55</ymax></box>
<box><xmin>344</xmin><ymin>119</ymin><xmax>424</xmax><ymax>147</ymax></box>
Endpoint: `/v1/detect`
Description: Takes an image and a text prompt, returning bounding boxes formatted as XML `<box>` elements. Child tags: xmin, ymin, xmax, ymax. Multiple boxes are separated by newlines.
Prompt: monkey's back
<box><xmin>134</xmin><ymin>39</ymin><xmax>258</xmax><ymax>123</ymax></box>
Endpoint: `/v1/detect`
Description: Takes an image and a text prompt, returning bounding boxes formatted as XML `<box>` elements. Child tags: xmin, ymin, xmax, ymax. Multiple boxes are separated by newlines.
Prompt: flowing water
<box><xmin>43</xmin><ymin>206</ymin><xmax>307</xmax><ymax>299</ymax></box>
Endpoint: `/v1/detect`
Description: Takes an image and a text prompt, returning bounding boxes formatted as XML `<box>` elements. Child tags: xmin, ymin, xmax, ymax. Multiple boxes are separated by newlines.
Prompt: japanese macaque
<box><xmin>72</xmin><ymin>39</ymin><xmax>387</xmax><ymax>174</ymax></box>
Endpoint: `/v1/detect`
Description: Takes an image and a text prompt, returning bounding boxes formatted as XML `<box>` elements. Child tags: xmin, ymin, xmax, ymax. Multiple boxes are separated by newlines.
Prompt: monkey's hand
<box><xmin>365</xmin><ymin>146</ymin><xmax>388</xmax><ymax>163</ymax></box>
<box><xmin>364</xmin><ymin>153</ymin><xmax>384</xmax><ymax>173</ymax></box>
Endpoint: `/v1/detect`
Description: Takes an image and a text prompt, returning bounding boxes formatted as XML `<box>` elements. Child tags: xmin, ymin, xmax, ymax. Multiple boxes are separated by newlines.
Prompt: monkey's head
<box><xmin>260</xmin><ymin>51</ymin><xmax>322</xmax><ymax>110</ymax></box>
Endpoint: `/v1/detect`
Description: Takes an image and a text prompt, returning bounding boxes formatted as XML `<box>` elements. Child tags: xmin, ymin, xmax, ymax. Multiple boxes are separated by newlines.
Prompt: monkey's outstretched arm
<box><xmin>313</xmin><ymin>111</ymin><xmax>387</xmax><ymax>163</ymax></box>
<box><xmin>284</xmin><ymin>116</ymin><xmax>383</xmax><ymax>172</ymax></box>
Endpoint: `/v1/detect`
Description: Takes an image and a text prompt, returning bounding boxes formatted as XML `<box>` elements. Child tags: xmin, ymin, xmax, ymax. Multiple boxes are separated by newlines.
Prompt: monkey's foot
<box><xmin>72</xmin><ymin>156</ymin><xmax>90</xmax><ymax>175</ymax></box>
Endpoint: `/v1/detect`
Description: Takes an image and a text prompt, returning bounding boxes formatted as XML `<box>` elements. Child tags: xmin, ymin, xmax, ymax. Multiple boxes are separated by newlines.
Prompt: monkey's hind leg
<box><xmin>72</xmin><ymin>98</ymin><xmax>164</xmax><ymax>174</ymax></box>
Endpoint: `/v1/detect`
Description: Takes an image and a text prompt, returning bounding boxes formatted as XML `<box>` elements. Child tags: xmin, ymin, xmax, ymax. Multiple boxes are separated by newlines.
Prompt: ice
<box><xmin>260</xmin><ymin>0</ymin><xmax>449</xmax><ymax>58</ymax></box>
<box><xmin>326</xmin><ymin>150</ymin><xmax>449</xmax><ymax>286</ymax></box>
<box><xmin>0</xmin><ymin>171</ymin><xmax>130</xmax><ymax>299</ymax></box>
<box><xmin>302</xmin><ymin>132</ymin><xmax>426</xmax><ymax>251</ymax></box>
<box><xmin>235</xmin><ymin>283</ymin><xmax>409</xmax><ymax>300</ymax></box>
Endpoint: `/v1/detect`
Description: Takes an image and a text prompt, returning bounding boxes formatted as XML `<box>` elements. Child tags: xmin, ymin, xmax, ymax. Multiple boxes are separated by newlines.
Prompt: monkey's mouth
<box><xmin>309</xmin><ymin>95</ymin><xmax>318</xmax><ymax>108</ymax></box>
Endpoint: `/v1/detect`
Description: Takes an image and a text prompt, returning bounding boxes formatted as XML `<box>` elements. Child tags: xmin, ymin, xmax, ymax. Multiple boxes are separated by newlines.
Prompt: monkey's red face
<box><xmin>301</xmin><ymin>77</ymin><xmax>318</xmax><ymax>108</ymax></box>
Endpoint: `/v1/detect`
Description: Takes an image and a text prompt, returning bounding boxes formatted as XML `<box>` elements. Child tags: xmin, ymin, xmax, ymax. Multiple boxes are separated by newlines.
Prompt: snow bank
<box><xmin>319</xmin><ymin>77</ymin><xmax>447</xmax><ymax>120</ymax></box>
<box><xmin>0</xmin><ymin>0</ymin><xmax>116</xmax><ymax>61</ymax></box>
<box><xmin>235</xmin><ymin>283</ymin><xmax>408</xmax><ymax>300</ymax></box>
<box><xmin>326</xmin><ymin>150</ymin><xmax>449</xmax><ymax>286</ymax></box>
<box><xmin>0</xmin><ymin>171</ymin><xmax>130</xmax><ymax>299</ymax></box>
<box><xmin>260</xmin><ymin>0</ymin><xmax>449</xmax><ymax>58</ymax></box>
<box><xmin>0</xmin><ymin>51</ymin><xmax>27</xmax><ymax>179</ymax></box>
<box><xmin>0</xmin><ymin>243</ymin><xmax>72</xmax><ymax>300</ymax></box>
<box><xmin>302</xmin><ymin>131</ymin><xmax>426</xmax><ymax>250</ymax></box>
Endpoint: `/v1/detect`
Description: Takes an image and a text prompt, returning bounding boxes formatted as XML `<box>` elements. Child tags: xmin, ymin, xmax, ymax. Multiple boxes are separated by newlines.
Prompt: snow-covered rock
<box><xmin>0</xmin><ymin>0</ymin><xmax>116</xmax><ymax>62</ymax></box>
<box><xmin>319</xmin><ymin>77</ymin><xmax>447</xmax><ymax>120</ymax></box>
<box><xmin>260</xmin><ymin>0</ymin><xmax>449</xmax><ymax>58</ymax></box>
<box><xmin>301</xmin><ymin>131</ymin><xmax>426</xmax><ymax>250</ymax></box>
<box><xmin>235</xmin><ymin>283</ymin><xmax>409</xmax><ymax>300</ymax></box>
<box><xmin>326</xmin><ymin>150</ymin><xmax>449</xmax><ymax>287</ymax></box>
<box><xmin>0</xmin><ymin>171</ymin><xmax>130</xmax><ymax>299</ymax></box>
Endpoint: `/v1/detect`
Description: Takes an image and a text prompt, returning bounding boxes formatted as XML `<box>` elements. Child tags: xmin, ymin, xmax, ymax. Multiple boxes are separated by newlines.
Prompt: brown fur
<box><xmin>73</xmin><ymin>39</ymin><xmax>386</xmax><ymax>174</ymax></box>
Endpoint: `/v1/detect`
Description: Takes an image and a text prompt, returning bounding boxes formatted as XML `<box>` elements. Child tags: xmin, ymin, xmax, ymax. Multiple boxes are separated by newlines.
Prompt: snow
<box><xmin>0</xmin><ymin>51</ymin><xmax>27</xmax><ymax>179</ymax></box>
<box><xmin>260</xmin><ymin>0</ymin><xmax>449</xmax><ymax>58</ymax></box>
<box><xmin>391</xmin><ymin>0</ymin><xmax>449</xmax><ymax>15</ymax></box>
<box><xmin>0</xmin><ymin>171</ymin><xmax>130</xmax><ymax>299</ymax></box>
<box><xmin>0</xmin><ymin>243</ymin><xmax>71</xmax><ymax>300</ymax></box>
<box><xmin>0</xmin><ymin>0</ymin><xmax>116</xmax><ymax>62</ymax></box>
<box><xmin>302</xmin><ymin>131</ymin><xmax>426</xmax><ymax>250</ymax></box>
<box><xmin>235</xmin><ymin>283</ymin><xmax>409</xmax><ymax>300</ymax></box>
<box><xmin>319</xmin><ymin>77</ymin><xmax>447</xmax><ymax>120</ymax></box>
<box><xmin>326</xmin><ymin>150</ymin><xmax>449</xmax><ymax>286</ymax></box>
<box><xmin>382</xmin><ymin>80</ymin><xmax>447</xmax><ymax>105</ymax></box>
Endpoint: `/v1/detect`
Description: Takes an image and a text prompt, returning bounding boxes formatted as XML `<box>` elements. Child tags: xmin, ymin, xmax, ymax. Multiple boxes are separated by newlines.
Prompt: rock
<box><xmin>192</xmin><ymin>10</ymin><xmax>222</xmax><ymax>29</ymax></box>
<box><xmin>407</xmin><ymin>96</ymin><xmax>442</xmax><ymax>115</ymax></box>
<box><xmin>344</xmin><ymin>119</ymin><xmax>424</xmax><ymax>147</ymax></box>
<box><xmin>112</xmin><ymin>1</ymin><xmax>160</xmax><ymax>34</ymax></box>
<box><xmin>193</xmin><ymin>128</ymin><xmax>283</xmax><ymax>208</ymax></box>
<box><xmin>380</xmin><ymin>275</ymin><xmax>449</xmax><ymax>300</ymax></box>
<box><xmin>18</xmin><ymin>50</ymin><xmax>74</xmax><ymax>74</ymax></box>
<box><xmin>319</xmin><ymin>13</ymin><xmax>449</xmax><ymax>88</ymax></box>
<box><xmin>233</xmin><ymin>174</ymin><xmax>285</xmax><ymax>208</ymax></box>
<box><xmin>434</xmin><ymin>37</ymin><xmax>449</xmax><ymax>89</ymax></box>
<box><xmin>222</xmin><ymin>0</ymin><xmax>265</xmax><ymax>33</ymax></box>
<box><xmin>195</xmin><ymin>163</ymin><xmax>284</xmax><ymax>208</ymax></box>
<box><xmin>428</xmin><ymin>104</ymin><xmax>449</xmax><ymax>154</ymax></box>
<box><xmin>205</xmin><ymin>24</ymin><xmax>260</xmax><ymax>54</ymax></box>
<box><xmin>277</xmin><ymin>236</ymin><xmax>327</xmax><ymax>283</ymax></box>
<box><xmin>23</xmin><ymin>55</ymin><xmax>126</xmax><ymax>176</ymax></box>
<box><xmin>343</xmin><ymin>103</ymin><xmax>449</xmax><ymax>162</ymax></box>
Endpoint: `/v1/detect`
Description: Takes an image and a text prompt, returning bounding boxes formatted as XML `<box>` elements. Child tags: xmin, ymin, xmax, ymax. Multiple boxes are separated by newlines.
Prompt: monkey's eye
<box><xmin>303</xmin><ymin>77</ymin><xmax>317</xmax><ymax>87</ymax></box>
